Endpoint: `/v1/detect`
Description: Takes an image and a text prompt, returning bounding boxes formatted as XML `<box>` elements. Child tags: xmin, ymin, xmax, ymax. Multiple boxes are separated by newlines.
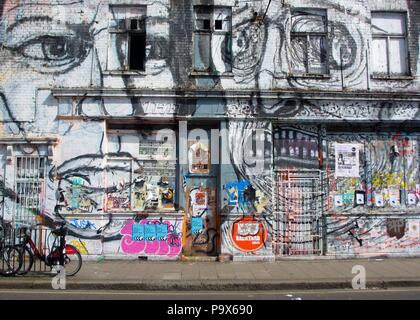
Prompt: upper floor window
<box><xmin>107</xmin><ymin>5</ymin><xmax>146</xmax><ymax>71</ymax></box>
<box><xmin>371</xmin><ymin>12</ymin><xmax>408</xmax><ymax>77</ymax></box>
<box><xmin>290</xmin><ymin>9</ymin><xmax>328</xmax><ymax>75</ymax></box>
<box><xmin>193</xmin><ymin>6</ymin><xmax>232</xmax><ymax>74</ymax></box>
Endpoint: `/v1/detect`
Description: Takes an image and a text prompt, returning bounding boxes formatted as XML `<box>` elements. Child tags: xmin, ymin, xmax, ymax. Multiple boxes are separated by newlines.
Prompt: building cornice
<box><xmin>51</xmin><ymin>88</ymin><xmax>420</xmax><ymax>102</ymax></box>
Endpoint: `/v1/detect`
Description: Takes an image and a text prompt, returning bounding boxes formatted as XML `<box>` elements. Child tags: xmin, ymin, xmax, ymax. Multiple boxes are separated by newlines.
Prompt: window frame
<box><xmin>105</xmin><ymin>126</ymin><xmax>178</xmax><ymax>213</ymax></box>
<box><xmin>192</xmin><ymin>5</ymin><xmax>233</xmax><ymax>74</ymax></box>
<box><xmin>289</xmin><ymin>8</ymin><xmax>329</xmax><ymax>77</ymax></box>
<box><xmin>107</xmin><ymin>5</ymin><xmax>147</xmax><ymax>72</ymax></box>
<box><xmin>371</xmin><ymin>11</ymin><xmax>410</xmax><ymax>78</ymax></box>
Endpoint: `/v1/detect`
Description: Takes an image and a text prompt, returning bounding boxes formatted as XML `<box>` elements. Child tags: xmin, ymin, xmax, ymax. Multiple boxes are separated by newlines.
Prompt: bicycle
<box><xmin>0</xmin><ymin>222</ymin><xmax>22</xmax><ymax>277</ymax></box>
<box><xmin>16</xmin><ymin>221</ymin><xmax>82</xmax><ymax>276</ymax></box>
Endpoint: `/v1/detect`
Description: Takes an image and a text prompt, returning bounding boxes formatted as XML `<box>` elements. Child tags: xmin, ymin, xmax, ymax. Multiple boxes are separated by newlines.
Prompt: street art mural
<box><xmin>1</xmin><ymin>0</ymin><xmax>420</xmax><ymax>259</ymax></box>
<box><xmin>119</xmin><ymin>218</ymin><xmax>182</xmax><ymax>257</ymax></box>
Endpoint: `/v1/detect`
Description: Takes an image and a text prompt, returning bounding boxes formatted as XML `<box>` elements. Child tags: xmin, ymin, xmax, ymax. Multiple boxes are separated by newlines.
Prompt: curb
<box><xmin>1</xmin><ymin>279</ymin><xmax>420</xmax><ymax>291</ymax></box>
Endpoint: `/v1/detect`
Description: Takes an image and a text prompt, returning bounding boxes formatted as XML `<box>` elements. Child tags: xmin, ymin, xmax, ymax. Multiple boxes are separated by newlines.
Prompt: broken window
<box><xmin>108</xmin><ymin>6</ymin><xmax>146</xmax><ymax>71</ymax></box>
<box><xmin>290</xmin><ymin>9</ymin><xmax>328</xmax><ymax>75</ymax></box>
<box><xmin>193</xmin><ymin>6</ymin><xmax>232</xmax><ymax>74</ymax></box>
<box><xmin>371</xmin><ymin>12</ymin><xmax>408</xmax><ymax>76</ymax></box>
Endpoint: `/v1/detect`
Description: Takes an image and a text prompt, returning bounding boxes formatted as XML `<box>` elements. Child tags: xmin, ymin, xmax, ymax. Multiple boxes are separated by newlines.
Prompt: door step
<box><xmin>181</xmin><ymin>255</ymin><xmax>219</xmax><ymax>262</ymax></box>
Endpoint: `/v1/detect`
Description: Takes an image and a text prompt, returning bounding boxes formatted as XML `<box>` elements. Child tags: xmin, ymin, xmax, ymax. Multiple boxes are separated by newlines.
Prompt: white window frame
<box><xmin>290</xmin><ymin>8</ymin><xmax>329</xmax><ymax>76</ymax></box>
<box><xmin>193</xmin><ymin>5</ymin><xmax>232</xmax><ymax>74</ymax></box>
<box><xmin>371</xmin><ymin>11</ymin><xmax>409</xmax><ymax>77</ymax></box>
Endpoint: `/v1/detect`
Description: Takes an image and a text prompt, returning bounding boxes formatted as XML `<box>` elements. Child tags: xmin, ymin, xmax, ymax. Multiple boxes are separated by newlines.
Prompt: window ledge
<box><xmin>103</xmin><ymin>70</ymin><xmax>146</xmax><ymax>76</ymax></box>
<box><xmin>371</xmin><ymin>75</ymin><xmax>415</xmax><ymax>81</ymax></box>
<box><xmin>287</xmin><ymin>73</ymin><xmax>331</xmax><ymax>79</ymax></box>
<box><xmin>189</xmin><ymin>71</ymin><xmax>234</xmax><ymax>78</ymax></box>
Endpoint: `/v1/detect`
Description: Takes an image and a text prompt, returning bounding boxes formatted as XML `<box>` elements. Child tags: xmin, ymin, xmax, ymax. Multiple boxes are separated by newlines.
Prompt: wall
<box><xmin>1</xmin><ymin>1</ymin><xmax>420</xmax><ymax>260</ymax></box>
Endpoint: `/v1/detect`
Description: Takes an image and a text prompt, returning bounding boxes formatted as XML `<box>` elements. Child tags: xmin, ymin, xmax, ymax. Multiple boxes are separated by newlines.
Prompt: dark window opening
<box><xmin>215</xmin><ymin>20</ymin><xmax>223</xmax><ymax>30</ymax></box>
<box><xmin>129</xmin><ymin>34</ymin><xmax>146</xmax><ymax>71</ymax></box>
<box><xmin>203</xmin><ymin>19</ymin><xmax>211</xmax><ymax>30</ymax></box>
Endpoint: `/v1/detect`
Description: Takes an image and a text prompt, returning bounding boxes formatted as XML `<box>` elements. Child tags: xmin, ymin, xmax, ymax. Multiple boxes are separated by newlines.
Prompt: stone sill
<box><xmin>287</xmin><ymin>73</ymin><xmax>331</xmax><ymax>79</ymax></box>
<box><xmin>189</xmin><ymin>71</ymin><xmax>234</xmax><ymax>78</ymax></box>
<box><xmin>103</xmin><ymin>70</ymin><xmax>146</xmax><ymax>76</ymax></box>
<box><xmin>371</xmin><ymin>75</ymin><xmax>415</xmax><ymax>81</ymax></box>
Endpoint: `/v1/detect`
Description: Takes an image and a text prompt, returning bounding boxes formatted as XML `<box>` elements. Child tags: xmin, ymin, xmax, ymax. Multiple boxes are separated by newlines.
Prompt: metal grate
<box><xmin>15</xmin><ymin>157</ymin><xmax>46</xmax><ymax>225</ymax></box>
<box><xmin>275</xmin><ymin>170</ymin><xmax>323</xmax><ymax>256</ymax></box>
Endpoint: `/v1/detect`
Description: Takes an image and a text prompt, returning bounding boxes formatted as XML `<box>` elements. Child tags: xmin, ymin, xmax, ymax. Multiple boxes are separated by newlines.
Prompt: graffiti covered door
<box><xmin>275</xmin><ymin>170</ymin><xmax>323</xmax><ymax>255</ymax></box>
<box><xmin>182</xmin><ymin>126</ymin><xmax>219</xmax><ymax>256</ymax></box>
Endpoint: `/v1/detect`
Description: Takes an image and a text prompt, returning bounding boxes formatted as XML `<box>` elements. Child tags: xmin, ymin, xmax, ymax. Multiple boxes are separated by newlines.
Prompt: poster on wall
<box><xmin>191</xmin><ymin>216</ymin><xmax>203</xmax><ymax>235</ymax></box>
<box><xmin>144</xmin><ymin>224</ymin><xmax>157</xmax><ymax>241</ymax></box>
<box><xmin>335</xmin><ymin>143</ymin><xmax>360</xmax><ymax>177</ymax></box>
<box><xmin>132</xmin><ymin>224</ymin><xmax>145</xmax><ymax>241</ymax></box>
<box><xmin>188</xmin><ymin>138</ymin><xmax>210</xmax><ymax>174</ymax></box>
<box><xmin>190</xmin><ymin>188</ymin><xmax>208</xmax><ymax>214</ymax></box>
<box><xmin>156</xmin><ymin>224</ymin><xmax>168</xmax><ymax>241</ymax></box>
<box><xmin>230</xmin><ymin>216</ymin><xmax>267</xmax><ymax>253</ymax></box>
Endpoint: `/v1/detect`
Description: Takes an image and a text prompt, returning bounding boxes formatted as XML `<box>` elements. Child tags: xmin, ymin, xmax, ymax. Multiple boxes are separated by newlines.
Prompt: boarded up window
<box><xmin>193</xmin><ymin>6</ymin><xmax>232</xmax><ymax>73</ymax></box>
<box><xmin>107</xmin><ymin>6</ymin><xmax>146</xmax><ymax>71</ymax></box>
<box><xmin>290</xmin><ymin>9</ymin><xmax>328</xmax><ymax>75</ymax></box>
<box><xmin>371</xmin><ymin>12</ymin><xmax>408</xmax><ymax>76</ymax></box>
<box><xmin>106</xmin><ymin>128</ymin><xmax>177</xmax><ymax>212</ymax></box>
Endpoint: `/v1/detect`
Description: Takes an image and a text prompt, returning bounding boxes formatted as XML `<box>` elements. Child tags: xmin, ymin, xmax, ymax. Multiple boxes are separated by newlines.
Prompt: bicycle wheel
<box><xmin>63</xmin><ymin>245</ymin><xmax>82</xmax><ymax>276</ymax></box>
<box><xmin>17</xmin><ymin>246</ymin><xmax>34</xmax><ymax>275</ymax></box>
<box><xmin>0</xmin><ymin>246</ymin><xmax>23</xmax><ymax>277</ymax></box>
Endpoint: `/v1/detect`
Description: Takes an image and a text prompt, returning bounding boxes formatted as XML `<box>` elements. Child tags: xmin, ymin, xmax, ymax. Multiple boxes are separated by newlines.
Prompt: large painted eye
<box><xmin>14</xmin><ymin>35</ymin><xmax>92</xmax><ymax>74</ymax></box>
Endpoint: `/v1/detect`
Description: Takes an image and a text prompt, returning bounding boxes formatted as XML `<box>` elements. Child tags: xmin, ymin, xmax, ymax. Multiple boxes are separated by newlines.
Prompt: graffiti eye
<box><xmin>15</xmin><ymin>35</ymin><xmax>91</xmax><ymax>73</ymax></box>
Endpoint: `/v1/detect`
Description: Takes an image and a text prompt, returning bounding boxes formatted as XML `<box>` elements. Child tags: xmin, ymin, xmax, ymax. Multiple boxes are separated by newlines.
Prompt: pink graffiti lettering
<box><xmin>119</xmin><ymin>219</ymin><xmax>182</xmax><ymax>256</ymax></box>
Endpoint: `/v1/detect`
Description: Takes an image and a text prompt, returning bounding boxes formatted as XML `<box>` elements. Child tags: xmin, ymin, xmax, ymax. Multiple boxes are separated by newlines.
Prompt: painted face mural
<box><xmin>0</xmin><ymin>1</ymin><xmax>175</xmax><ymax>242</ymax></box>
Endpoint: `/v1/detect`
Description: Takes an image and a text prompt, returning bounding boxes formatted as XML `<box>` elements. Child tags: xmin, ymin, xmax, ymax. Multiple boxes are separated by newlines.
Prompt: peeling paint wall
<box><xmin>1</xmin><ymin>0</ymin><xmax>420</xmax><ymax>260</ymax></box>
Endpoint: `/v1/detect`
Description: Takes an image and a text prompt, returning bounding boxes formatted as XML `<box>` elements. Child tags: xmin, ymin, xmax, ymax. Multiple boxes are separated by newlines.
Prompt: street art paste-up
<box><xmin>188</xmin><ymin>137</ymin><xmax>210</xmax><ymax>174</ymax></box>
<box><xmin>230</xmin><ymin>216</ymin><xmax>267</xmax><ymax>253</ymax></box>
<box><xmin>120</xmin><ymin>219</ymin><xmax>181</xmax><ymax>256</ymax></box>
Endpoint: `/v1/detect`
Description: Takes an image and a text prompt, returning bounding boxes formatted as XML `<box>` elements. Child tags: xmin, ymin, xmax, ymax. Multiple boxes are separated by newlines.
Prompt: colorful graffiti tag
<box><xmin>119</xmin><ymin>219</ymin><xmax>182</xmax><ymax>256</ymax></box>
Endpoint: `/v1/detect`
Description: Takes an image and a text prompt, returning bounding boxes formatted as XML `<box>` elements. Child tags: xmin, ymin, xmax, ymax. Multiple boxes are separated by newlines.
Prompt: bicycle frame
<box><xmin>23</xmin><ymin>227</ymin><xmax>68</xmax><ymax>267</ymax></box>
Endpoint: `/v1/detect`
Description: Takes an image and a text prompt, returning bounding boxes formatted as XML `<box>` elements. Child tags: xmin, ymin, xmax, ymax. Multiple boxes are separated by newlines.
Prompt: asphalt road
<box><xmin>0</xmin><ymin>288</ymin><xmax>420</xmax><ymax>300</ymax></box>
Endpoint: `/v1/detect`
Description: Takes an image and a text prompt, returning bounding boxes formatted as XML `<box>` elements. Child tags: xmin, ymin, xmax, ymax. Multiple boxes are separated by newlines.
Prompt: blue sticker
<box><xmin>156</xmin><ymin>224</ymin><xmax>168</xmax><ymax>241</ymax></box>
<box><xmin>132</xmin><ymin>224</ymin><xmax>145</xmax><ymax>241</ymax></box>
<box><xmin>192</xmin><ymin>216</ymin><xmax>203</xmax><ymax>235</ymax></box>
<box><xmin>144</xmin><ymin>224</ymin><xmax>157</xmax><ymax>241</ymax></box>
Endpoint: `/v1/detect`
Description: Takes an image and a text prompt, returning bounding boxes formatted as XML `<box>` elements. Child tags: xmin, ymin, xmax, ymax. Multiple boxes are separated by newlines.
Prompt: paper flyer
<box><xmin>335</xmin><ymin>143</ymin><xmax>360</xmax><ymax>177</ymax></box>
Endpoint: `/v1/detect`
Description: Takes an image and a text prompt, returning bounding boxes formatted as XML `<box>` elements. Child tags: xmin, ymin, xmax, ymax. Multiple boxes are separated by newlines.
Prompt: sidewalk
<box><xmin>1</xmin><ymin>258</ymin><xmax>420</xmax><ymax>291</ymax></box>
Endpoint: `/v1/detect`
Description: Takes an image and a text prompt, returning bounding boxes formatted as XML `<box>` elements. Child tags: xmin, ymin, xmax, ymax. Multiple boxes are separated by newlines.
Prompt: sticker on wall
<box><xmin>226</xmin><ymin>182</ymin><xmax>239</xmax><ymax>206</ymax></box>
<box><xmin>144</xmin><ymin>224</ymin><xmax>157</xmax><ymax>241</ymax></box>
<box><xmin>389</xmin><ymin>188</ymin><xmax>400</xmax><ymax>207</ymax></box>
<box><xmin>230</xmin><ymin>216</ymin><xmax>267</xmax><ymax>253</ymax></box>
<box><xmin>375</xmin><ymin>193</ymin><xmax>384</xmax><ymax>207</ymax></box>
<box><xmin>355</xmin><ymin>191</ymin><xmax>365</xmax><ymax>206</ymax></box>
<box><xmin>132</xmin><ymin>224</ymin><xmax>145</xmax><ymax>241</ymax></box>
<box><xmin>191</xmin><ymin>216</ymin><xmax>203</xmax><ymax>235</ymax></box>
<box><xmin>407</xmin><ymin>193</ymin><xmax>417</xmax><ymax>205</ymax></box>
<box><xmin>334</xmin><ymin>194</ymin><xmax>343</xmax><ymax>207</ymax></box>
<box><xmin>335</xmin><ymin>143</ymin><xmax>359</xmax><ymax>177</ymax></box>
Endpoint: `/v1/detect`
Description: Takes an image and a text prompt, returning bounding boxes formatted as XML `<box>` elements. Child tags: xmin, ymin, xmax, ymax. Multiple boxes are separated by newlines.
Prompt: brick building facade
<box><xmin>1</xmin><ymin>0</ymin><xmax>420</xmax><ymax>260</ymax></box>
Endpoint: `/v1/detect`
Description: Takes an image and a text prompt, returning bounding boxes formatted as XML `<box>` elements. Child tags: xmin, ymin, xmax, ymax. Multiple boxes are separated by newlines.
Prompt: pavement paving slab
<box><xmin>1</xmin><ymin>258</ymin><xmax>420</xmax><ymax>291</ymax></box>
